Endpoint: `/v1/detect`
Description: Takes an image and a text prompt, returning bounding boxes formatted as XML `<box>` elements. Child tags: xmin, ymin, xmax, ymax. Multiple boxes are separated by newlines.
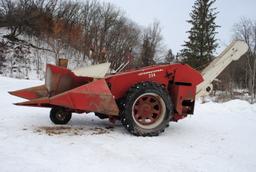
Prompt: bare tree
<box><xmin>233</xmin><ymin>18</ymin><xmax>256</xmax><ymax>103</ymax></box>
<box><xmin>0</xmin><ymin>0</ymin><xmax>165</xmax><ymax>78</ymax></box>
<box><xmin>46</xmin><ymin>22</ymin><xmax>63</xmax><ymax>64</ymax></box>
<box><xmin>140</xmin><ymin>21</ymin><xmax>163</xmax><ymax>67</ymax></box>
<box><xmin>0</xmin><ymin>40</ymin><xmax>7</xmax><ymax>74</ymax></box>
<box><xmin>79</xmin><ymin>1</ymin><xmax>140</xmax><ymax>68</ymax></box>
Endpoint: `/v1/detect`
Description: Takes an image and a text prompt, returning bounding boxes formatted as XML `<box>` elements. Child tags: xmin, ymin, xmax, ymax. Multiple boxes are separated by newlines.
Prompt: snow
<box><xmin>0</xmin><ymin>28</ymin><xmax>91</xmax><ymax>80</ymax></box>
<box><xmin>0</xmin><ymin>76</ymin><xmax>256</xmax><ymax>172</ymax></box>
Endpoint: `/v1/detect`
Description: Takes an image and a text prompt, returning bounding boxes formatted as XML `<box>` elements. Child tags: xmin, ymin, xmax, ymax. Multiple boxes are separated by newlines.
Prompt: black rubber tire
<box><xmin>50</xmin><ymin>107</ymin><xmax>72</xmax><ymax>125</ymax></box>
<box><xmin>95</xmin><ymin>113</ymin><xmax>108</xmax><ymax>119</ymax></box>
<box><xmin>120</xmin><ymin>82</ymin><xmax>173</xmax><ymax>136</ymax></box>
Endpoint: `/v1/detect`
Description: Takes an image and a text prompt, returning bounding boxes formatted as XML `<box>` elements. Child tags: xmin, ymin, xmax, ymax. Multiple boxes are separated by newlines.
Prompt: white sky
<box><xmin>97</xmin><ymin>0</ymin><xmax>256</xmax><ymax>54</ymax></box>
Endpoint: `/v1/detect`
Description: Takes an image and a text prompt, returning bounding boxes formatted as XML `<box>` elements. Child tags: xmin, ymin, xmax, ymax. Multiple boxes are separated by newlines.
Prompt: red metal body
<box><xmin>10</xmin><ymin>63</ymin><xmax>203</xmax><ymax>121</ymax></box>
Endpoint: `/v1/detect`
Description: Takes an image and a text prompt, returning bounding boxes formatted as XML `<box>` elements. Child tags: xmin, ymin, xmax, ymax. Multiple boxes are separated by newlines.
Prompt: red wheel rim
<box><xmin>132</xmin><ymin>93</ymin><xmax>165</xmax><ymax>129</ymax></box>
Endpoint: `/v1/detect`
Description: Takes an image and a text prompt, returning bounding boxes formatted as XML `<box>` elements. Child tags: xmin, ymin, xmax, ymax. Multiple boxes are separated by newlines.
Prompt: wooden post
<box><xmin>58</xmin><ymin>58</ymin><xmax>68</xmax><ymax>68</ymax></box>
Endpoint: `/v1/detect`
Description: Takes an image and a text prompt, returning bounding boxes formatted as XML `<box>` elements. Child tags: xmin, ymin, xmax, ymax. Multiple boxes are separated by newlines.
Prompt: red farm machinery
<box><xmin>9</xmin><ymin>41</ymin><xmax>248</xmax><ymax>136</ymax></box>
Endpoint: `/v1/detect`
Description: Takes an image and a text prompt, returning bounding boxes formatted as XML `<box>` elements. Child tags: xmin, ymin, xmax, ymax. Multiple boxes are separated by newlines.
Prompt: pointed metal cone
<box><xmin>8</xmin><ymin>90</ymin><xmax>20</xmax><ymax>96</ymax></box>
<box><xmin>8</xmin><ymin>89</ymin><xmax>35</xmax><ymax>100</ymax></box>
<box><xmin>14</xmin><ymin>97</ymin><xmax>50</xmax><ymax>107</ymax></box>
<box><xmin>8</xmin><ymin>85</ymin><xmax>48</xmax><ymax>100</ymax></box>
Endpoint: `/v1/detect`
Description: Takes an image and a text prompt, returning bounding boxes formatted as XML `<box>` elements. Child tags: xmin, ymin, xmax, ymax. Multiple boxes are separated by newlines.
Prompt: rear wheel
<box><xmin>120</xmin><ymin>82</ymin><xmax>173</xmax><ymax>136</ymax></box>
<box><xmin>50</xmin><ymin>107</ymin><xmax>72</xmax><ymax>125</ymax></box>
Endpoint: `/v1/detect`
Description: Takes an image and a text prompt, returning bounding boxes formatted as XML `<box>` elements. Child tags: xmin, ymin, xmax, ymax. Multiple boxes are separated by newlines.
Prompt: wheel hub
<box><xmin>141</xmin><ymin>104</ymin><xmax>152</xmax><ymax>116</ymax></box>
<box><xmin>56</xmin><ymin>111</ymin><xmax>66</xmax><ymax>121</ymax></box>
<box><xmin>133</xmin><ymin>94</ymin><xmax>163</xmax><ymax>126</ymax></box>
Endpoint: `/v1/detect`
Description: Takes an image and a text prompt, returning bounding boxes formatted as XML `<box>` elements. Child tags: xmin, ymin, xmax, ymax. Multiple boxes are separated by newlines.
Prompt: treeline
<box><xmin>178</xmin><ymin>0</ymin><xmax>255</xmax><ymax>103</ymax></box>
<box><xmin>0</xmin><ymin>0</ymin><xmax>165</xmax><ymax>70</ymax></box>
<box><xmin>217</xmin><ymin>18</ymin><xmax>256</xmax><ymax>103</ymax></box>
<box><xmin>0</xmin><ymin>0</ymin><xmax>255</xmax><ymax>102</ymax></box>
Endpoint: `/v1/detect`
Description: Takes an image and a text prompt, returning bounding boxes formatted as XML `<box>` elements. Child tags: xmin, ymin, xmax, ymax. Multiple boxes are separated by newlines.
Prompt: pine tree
<box><xmin>181</xmin><ymin>0</ymin><xmax>219</xmax><ymax>69</ymax></box>
<box><xmin>165</xmin><ymin>49</ymin><xmax>175</xmax><ymax>63</ymax></box>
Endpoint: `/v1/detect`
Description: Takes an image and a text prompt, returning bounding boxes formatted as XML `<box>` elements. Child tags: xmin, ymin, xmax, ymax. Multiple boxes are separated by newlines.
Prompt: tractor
<box><xmin>9</xmin><ymin>41</ymin><xmax>248</xmax><ymax>136</ymax></box>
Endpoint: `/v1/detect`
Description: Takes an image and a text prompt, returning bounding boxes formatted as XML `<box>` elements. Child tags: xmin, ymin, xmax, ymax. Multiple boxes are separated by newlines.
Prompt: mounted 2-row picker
<box><xmin>9</xmin><ymin>41</ymin><xmax>248</xmax><ymax>136</ymax></box>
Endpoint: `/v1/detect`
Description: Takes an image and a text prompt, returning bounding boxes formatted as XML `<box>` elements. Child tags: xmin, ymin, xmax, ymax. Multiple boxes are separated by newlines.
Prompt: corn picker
<box><xmin>9</xmin><ymin>41</ymin><xmax>248</xmax><ymax>136</ymax></box>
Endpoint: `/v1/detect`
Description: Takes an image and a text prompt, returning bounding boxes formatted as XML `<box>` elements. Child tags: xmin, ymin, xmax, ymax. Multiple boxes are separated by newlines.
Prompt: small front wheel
<box><xmin>50</xmin><ymin>107</ymin><xmax>72</xmax><ymax>125</ymax></box>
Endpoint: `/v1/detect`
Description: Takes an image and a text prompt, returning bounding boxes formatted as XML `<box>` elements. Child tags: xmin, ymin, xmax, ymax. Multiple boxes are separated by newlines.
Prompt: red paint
<box><xmin>10</xmin><ymin>63</ymin><xmax>203</xmax><ymax>121</ymax></box>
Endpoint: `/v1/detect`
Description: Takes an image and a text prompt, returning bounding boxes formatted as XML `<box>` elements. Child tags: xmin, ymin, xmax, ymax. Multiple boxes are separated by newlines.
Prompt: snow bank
<box><xmin>0</xmin><ymin>28</ymin><xmax>91</xmax><ymax>80</ymax></box>
<box><xmin>0</xmin><ymin>77</ymin><xmax>255</xmax><ymax>172</ymax></box>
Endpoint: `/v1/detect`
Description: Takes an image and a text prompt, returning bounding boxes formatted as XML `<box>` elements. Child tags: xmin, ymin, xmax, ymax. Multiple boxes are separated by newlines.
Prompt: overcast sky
<box><xmin>97</xmin><ymin>0</ymin><xmax>256</xmax><ymax>54</ymax></box>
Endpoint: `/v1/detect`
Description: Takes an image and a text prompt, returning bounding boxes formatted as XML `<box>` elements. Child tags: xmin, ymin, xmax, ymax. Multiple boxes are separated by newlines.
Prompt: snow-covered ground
<box><xmin>0</xmin><ymin>76</ymin><xmax>256</xmax><ymax>172</ymax></box>
<box><xmin>0</xmin><ymin>28</ymin><xmax>91</xmax><ymax>80</ymax></box>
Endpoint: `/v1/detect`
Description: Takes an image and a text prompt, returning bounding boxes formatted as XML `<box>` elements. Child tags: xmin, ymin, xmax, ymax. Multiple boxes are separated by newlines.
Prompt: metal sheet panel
<box><xmin>49</xmin><ymin>79</ymin><xmax>119</xmax><ymax>116</ymax></box>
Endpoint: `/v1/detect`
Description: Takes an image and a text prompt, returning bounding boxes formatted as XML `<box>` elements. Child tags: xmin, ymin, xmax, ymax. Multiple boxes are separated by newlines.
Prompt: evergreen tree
<box><xmin>165</xmin><ymin>49</ymin><xmax>175</xmax><ymax>63</ymax></box>
<box><xmin>181</xmin><ymin>0</ymin><xmax>219</xmax><ymax>69</ymax></box>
